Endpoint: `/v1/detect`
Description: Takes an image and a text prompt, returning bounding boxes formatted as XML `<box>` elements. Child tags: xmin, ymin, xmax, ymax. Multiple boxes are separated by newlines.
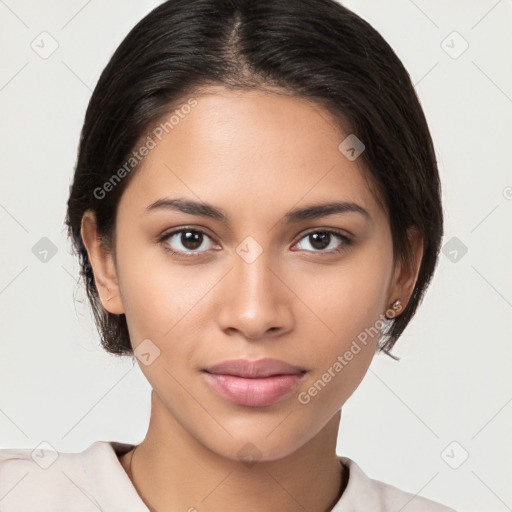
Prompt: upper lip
<box><xmin>203</xmin><ymin>358</ymin><xmax>306</xmax><ymax>378</ymax></box>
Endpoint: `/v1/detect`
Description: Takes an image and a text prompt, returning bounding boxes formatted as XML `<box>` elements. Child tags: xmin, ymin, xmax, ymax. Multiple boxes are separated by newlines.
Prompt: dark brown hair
<box><xmin>65</xmin><ymin>0</ymin><xmax>443</xmax><ymax>357</ymax></box>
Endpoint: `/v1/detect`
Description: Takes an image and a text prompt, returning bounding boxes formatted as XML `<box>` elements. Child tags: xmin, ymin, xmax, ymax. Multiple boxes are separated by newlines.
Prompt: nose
<box><xmin>216</xmin><ymin>249</ymin><xmax>294</xmax><ymax>341</ymax></box>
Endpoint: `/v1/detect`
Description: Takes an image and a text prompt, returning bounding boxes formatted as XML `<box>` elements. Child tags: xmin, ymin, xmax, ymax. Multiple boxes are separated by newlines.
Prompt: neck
<box><xmin>120</xmin><ymin>392</ymin><xmax>347</xmax><ymax>512</ymax></box>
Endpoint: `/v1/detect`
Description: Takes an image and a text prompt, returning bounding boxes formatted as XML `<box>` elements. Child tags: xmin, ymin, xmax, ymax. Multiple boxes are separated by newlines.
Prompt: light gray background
<box><xmin>1</xmin><ymin>1</ymin><xmax>511</xmax><ymax>511</ymax></box>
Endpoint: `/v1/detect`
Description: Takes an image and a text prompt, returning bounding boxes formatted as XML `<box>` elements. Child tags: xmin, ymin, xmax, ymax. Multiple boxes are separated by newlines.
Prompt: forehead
<box><xmin>119</xmin><ymin>87</ymin><xmax>384</xmax><ymax>221</ymax></box>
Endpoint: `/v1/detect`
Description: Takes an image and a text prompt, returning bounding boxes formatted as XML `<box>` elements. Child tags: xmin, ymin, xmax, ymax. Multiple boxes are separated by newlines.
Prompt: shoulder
<box><xmin>0</xmin><ymin>441</ymin><xmax>135</xmax><ymax>511</ymax></box>
<box><xmin>336</xmin><ymin>457</ymin><xmax>458</xmax><ymax>512</ymax></box>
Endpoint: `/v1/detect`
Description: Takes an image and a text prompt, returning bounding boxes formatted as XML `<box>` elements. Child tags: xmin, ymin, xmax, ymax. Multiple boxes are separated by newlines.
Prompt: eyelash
<box><xmin>157</xmin><ymin>227</ymin><xmax>353</xmax><ymax>258</ymax></box>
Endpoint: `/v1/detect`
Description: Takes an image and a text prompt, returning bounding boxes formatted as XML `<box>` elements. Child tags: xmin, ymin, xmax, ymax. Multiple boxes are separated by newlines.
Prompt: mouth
<box><xmin>202</xmin><ymin>358</ymin><xmax>307</xmax><ymax>407</ymax></box>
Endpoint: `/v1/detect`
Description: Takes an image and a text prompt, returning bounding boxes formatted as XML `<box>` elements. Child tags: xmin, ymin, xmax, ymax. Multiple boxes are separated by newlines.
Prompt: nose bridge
<box><xmin>217</xmin><ymin>239</ymin><xmax>292</xmax><ymax>338</ymax></box>
<box><xmin>236</xmin><ymin>246</ymin><xmax>276</xmax><ymax>301</ymax></box>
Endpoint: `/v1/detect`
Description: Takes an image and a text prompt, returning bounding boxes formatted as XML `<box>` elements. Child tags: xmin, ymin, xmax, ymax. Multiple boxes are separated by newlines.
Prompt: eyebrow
<box><xmin>143</xmin><ymin>197</ymin><xmax>371</xmax><ymax>223</ymax></box>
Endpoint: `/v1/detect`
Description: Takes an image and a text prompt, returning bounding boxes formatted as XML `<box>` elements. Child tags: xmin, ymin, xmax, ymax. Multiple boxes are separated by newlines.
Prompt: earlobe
<box><xmin>385</xmin><ymin>299</ymin><xmax>403</xmax><ymax>319</ymax></box>
<box><xmin>80</xmin><ymin>210</ymin><xmax>124</xmax><ymax>315</ymax></box>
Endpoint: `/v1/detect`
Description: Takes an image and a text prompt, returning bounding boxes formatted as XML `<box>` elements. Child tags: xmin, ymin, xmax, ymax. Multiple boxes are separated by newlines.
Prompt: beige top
<box><xmin>0</xmin><ymin>441</ymin><xmax>457</xmax><ymax>511</ymax></box>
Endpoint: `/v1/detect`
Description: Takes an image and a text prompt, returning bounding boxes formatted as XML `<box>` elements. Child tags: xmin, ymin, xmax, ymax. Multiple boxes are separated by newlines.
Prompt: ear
<box><xmin>80</xmin><ymin>210</ymin><xmax>124</xmax><ymax>315</ymax></box>
<box><xmin>387</xmin><ymin>226</ymin><xmax>424</xmax><ymax>317</ymax></box>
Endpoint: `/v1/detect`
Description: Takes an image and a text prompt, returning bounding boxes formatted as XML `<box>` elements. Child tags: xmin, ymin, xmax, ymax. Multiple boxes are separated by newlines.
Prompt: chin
<box><xmin>201</xmin><ymin>420</ymin><xmax>315</xmax><ymax>465</ymax></box>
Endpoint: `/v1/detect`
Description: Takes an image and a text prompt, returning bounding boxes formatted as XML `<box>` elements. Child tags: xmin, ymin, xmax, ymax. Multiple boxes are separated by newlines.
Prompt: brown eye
<box><xmin>160</xmin><ymin>228</ymin><xmax>215</xmax><ymax>254</ymax></box>
<box><xmin>294</xmin><ymin>230</ymin><xmax>351</xmax><ymax>254</ymax></box>
<box><xmin>308</xmin><ymin>232</ymin><xmax>331</xmax><ymax>250</ymax></box>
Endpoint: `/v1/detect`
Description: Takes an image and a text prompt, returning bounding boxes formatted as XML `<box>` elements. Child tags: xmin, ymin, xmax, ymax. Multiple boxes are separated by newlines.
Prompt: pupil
<box><xmin>182</xmin><ymin>231</ymin><xmax>202</xmax><ymax>250</ymax></box>
<box><xmin>310</xmin><ymin>232</ymin><xmax>330</xmax><ymax>250</ymax></box>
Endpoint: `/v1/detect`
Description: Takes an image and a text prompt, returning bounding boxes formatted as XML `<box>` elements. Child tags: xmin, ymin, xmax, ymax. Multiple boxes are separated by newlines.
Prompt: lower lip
<box><xmin>203</xmin><ymin>372</ymin><xmax>305</xmax><ymax>407</ymax></box>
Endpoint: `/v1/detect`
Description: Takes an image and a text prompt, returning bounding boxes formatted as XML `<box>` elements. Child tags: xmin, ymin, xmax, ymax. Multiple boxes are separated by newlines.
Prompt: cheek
<box><xmin>296</xmin><ymin>247</ymin><xmax>392</xmax><ymax>405</ymax></box>
<box><xmin>115</xmin><ymin>229</ymin><xmax>187</xmax><ymax>325</ymax></box>
<box><xmin>306</xmin><ymin>249</ymin><xmax>391</xmax><ymax>343</ymax></box>
<box><xmin>115</xmin><ymin>242</ymin><xmax>220</xmax><ymax>358</ymax></box>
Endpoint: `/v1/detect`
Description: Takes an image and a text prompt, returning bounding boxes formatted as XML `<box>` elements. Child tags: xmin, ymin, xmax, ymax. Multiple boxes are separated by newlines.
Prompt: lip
<box><xmin>204</xmin><ymin>358</ymin><xmax>306</xmax><ymax>378</ymax></box>
<box><xmin>202</xmin><ymin>358</ymin><xmax>307</xmax><ymax>407</ymax></box>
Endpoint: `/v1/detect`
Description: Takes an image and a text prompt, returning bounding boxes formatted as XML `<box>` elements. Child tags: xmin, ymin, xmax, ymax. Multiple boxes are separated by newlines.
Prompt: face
<box><xmin>83</xmin><ymin>86</ymin><xmax>417</xmax><ymax>462</ymax></box>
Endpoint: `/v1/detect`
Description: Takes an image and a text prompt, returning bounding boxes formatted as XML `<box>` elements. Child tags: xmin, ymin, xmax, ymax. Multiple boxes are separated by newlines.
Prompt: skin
<box><xmin>81</xmin><ymin>86</ymin><xmax>423</xmax><ymax>512</ymax></box>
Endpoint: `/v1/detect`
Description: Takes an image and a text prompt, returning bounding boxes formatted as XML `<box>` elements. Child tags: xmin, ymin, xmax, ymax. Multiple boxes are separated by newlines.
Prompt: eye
<box><xmin>158</xmin><ymin>227</ymin><xmax>352</xmax><ymax>257</ymax></box>
<box><xmin>293</xmin><ymin>229</ymin><xmax>352</xmax><ymax>254</ymax></box>
<box><xmin>159</xmin><ymin>228</ymin><xmax>217</xmax><ymax>256</ymax></box>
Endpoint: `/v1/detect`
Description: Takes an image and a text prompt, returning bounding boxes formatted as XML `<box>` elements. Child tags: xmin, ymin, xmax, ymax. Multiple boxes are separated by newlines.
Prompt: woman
<box><xmin>0</xmin><ymin>0</ymin><xmax>456</xmax><ymax>510</ymax></box>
